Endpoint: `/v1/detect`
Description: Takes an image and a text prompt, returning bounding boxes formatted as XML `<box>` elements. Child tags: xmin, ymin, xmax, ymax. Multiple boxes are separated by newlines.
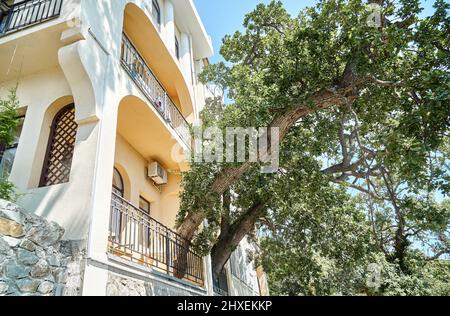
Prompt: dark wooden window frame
<box><xmin>39</xmin><ymin>104</ymin><xmax>77</xmax><ymax>187</ymax></box>
<box><xmin>139</xmin><ymin>195</ymin><xmax>151</xmax><ymax>214</ymax></box>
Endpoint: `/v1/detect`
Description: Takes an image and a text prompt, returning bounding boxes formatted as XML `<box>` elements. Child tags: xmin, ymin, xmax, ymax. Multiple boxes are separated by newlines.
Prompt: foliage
<box><xmin>262</xmin><ymin>198</ymin><xmax>450</xmax><ymax>295</ymax></box>
<box><xmin>177</xmin><ymin>0</ymin><xmax>450</xmax><ymax>295</ymax></box>
<box><xmin>0</xmin><ymin>87</ymin><xmax>20</xmax><ymax>201</ymax></box>
<box><xmin>260</xmin><ymin>187</ymin><xmax>376</xmax><ymax>296</ymax></box>
<box><xmin>0</xmin><ymin>179</ymin><xmax>16</xmax><ymax>202</ymax></box>
<box><xmin>0</xmin><ymin>87</ymin><xmax>19</xmax><ymax>147</ymax></box>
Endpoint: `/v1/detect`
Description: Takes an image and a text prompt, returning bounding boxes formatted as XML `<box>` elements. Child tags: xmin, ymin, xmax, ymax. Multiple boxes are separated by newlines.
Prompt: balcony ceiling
<box><xmin>117</xmin><ymin>95</ymin><xmax>184</xmax><ymax>172</ymax></box>
<box><xmin>0</xmin><ymin>23</ymin><xmax>66</xmax><ymax>84</ymax></box>
<box><xmin>124</xmin><ymin>3</ymin><xmax>194</xmax><ymax>119</ymax></box>
<box><xmin>172</xmin><ymin>0</ymin><xmax>214</xmax><ymax>59</ymax></box>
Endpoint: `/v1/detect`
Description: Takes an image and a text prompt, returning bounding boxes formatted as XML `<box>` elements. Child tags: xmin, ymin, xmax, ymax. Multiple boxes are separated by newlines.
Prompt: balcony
<box><xmin>120</xmin><ymin>33</ymin><xmax>191</xmax><ymax>148</ymax></box>
<box><xmin>0</xmin><ymin>0</ymin><xmax>62</xmax><ymax>37</ymax></box>
<box><xmin>108</xmin><ymin>193</ymin><xmax>204</xmax><ymax>287</ymax></box>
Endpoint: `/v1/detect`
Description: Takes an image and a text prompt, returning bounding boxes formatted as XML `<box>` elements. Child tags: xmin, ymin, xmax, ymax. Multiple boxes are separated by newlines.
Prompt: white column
<box><xmin>225</xmin><ymin>261</ymin><xmax>234</xmax><ymax>296</ymax></box>
<box><xmin>180</xmin><ymin>32</ymin><xmax>192</xmax><ymax>84</ymax></box>
<box><xmin>80</xmin><ymin>100</ymin><xmax>118</xmax><ymax>296</ymax></box>
<box><xmin>57</xmin><ymin>27</ymin><xmax>118</xmax><ymax>295</ymax></box>
<box><xmin>204</xmin><ymin>254</ymin><xmax>214</xmax><ymax>296</ymax></box>
<box><xmin>163</xmin><ymin>0</ymin><xmax>175</xmax><ymax>55</ymax></box>
<box><xmin>9</xmin><ymin>103</ymin><xmax>47</xmax><ymax>189</ymax></box>
<box><xmin>82</xmin><ymin>261</ymin><xmax>109</xmax><ymax>296</ymax></box>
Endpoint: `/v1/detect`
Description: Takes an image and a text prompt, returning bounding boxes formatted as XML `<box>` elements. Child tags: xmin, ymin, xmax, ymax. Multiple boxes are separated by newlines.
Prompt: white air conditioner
<box><xmin>148</xmin><ymin>161</ymin><xmax>168</xmax><ymax>185</ymax></box>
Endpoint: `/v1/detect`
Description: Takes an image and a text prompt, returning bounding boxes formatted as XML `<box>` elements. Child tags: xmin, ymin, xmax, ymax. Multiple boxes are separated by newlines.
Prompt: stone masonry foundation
<box><xmin>0</xmin><ymin>199</ymin><xmax>86</xmax><ymax>296</ymax></box>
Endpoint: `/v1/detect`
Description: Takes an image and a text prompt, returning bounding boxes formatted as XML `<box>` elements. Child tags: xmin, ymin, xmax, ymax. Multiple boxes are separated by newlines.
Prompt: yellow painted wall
<box><xmin>114</xmin><ymin>133</ymin><xmax>182</xmax><ymax>231</ymax></box>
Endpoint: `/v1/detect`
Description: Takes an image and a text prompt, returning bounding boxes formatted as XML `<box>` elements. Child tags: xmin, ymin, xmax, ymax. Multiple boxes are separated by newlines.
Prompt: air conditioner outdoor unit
<box><xmin>148</xmin><ymin>161</ymin><xmax>168</xmax><ymax>185</ymax></box>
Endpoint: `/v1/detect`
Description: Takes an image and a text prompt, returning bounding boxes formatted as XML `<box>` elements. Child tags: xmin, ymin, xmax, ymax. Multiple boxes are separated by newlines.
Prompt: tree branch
<box><xmin>369</xmin><ymin>76</ymin><xmax>405</xmax><ymax>87</ymax></box>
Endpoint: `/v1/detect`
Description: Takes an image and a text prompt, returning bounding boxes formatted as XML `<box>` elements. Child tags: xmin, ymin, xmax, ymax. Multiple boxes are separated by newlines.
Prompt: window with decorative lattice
<box><xmin>39</xmin><ymin>104</ymin><xmax>78</xmax><ymax>187</ymax></box>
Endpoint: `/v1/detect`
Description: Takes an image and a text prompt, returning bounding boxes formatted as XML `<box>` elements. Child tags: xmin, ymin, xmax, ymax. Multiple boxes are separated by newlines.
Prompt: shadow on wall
<box><xmin>14</xmin><ymin>94</ymin><xmax>98</xmax><ymax>240</ymax></box>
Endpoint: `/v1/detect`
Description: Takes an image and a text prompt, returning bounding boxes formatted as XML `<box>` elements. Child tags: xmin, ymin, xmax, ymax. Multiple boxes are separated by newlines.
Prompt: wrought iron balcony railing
<box><xmin>108</xmin><ymin>193</ymin><xmax>204</xmax><ymax>287</ymax></box>
<box><xmin>121</xmin><ymin>33</ymin><xmax>192</xmax><ymax>148</ymax></box>
<box><xmin>0</xmin><ymin>0</ymin><xmax>62</xmax><ymax>37</ymax></box>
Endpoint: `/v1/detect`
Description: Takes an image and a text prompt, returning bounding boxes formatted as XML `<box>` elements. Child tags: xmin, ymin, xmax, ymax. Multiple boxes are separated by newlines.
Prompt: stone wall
<box><xmin>0</xmin><ymin>199</ymin><xmax>86</xmax><ymax>296</ymax></box>
<box><xmin>106</xmin><ymin>272</ymin><xmax>206</xmax><ymax>296</ymax></box>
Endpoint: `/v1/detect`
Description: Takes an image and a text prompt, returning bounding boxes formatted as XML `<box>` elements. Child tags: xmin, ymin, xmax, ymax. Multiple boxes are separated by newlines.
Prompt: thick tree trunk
<box><xmin>392</xmin><ymin>210</ymin><xmax>410</xmax><ymax>273</ymax></box>
<box><xmin>211</xmin><ymin>201</ymin><xmax>266</xmax><ymax>276</ymax></box>
<box><xmin>177</xmin><ymin>212</ymin><xmax>208</xmax><ymax>242</ymax></box>
<box><xmin>393</xmin><ymin>226</ymin><xmax>409</xmax><ymax>273</ymax></box>
<box><xmin>178</xmin><ymin>85</ymin><xmax>359</xmax><ymax>241</ymax></box>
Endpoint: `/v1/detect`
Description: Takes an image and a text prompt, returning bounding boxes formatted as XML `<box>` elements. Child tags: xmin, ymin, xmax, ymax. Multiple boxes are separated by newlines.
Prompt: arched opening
<box><xmin>110</xmin><ymin>166</ymin><xmax>129</xmax><ymax>246</ymax></box>
<box><xmin>39</xmin><ymin>103</ymin><xmax>78</xmax><ymax>187</ymax></box>
<box><xmin>107</xmin><ymin>96</ymin><xmax>203</xmax><ymax>287</ymax></box>
<box><xmin>117</xmin><ymin>95</ymin><xmax>183</xmax><ymax>172</ymax></box>
<box><xmin>122</xmin><ymin>3</ymin><xmax>194</xmax><ymax>119</ymax></box>
<box><xmin>112</xmin><ymin>167</ymin><xmax>124</xmax><ymax>198</ymax></box>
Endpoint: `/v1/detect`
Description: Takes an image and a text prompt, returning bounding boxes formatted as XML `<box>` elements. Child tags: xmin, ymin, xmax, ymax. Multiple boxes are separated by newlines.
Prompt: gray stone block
<box><xmin>0</xmin><ymin>281</ymin><xmax>8</xmax><ymax>294</ymax></box>
<box><xmin>0</xmin><ymin>209</ymin><xmax>24</xmax><ymax>226</ymax></box>
<box><xmin>0</xmin><ymin>238</ymin><xmax>10</xmax><ymax>255</ymax></box>
<box><xmin>27</xmin><ymin>222</ymin><xmax>64</xmax><ymax>247</ymax></box>
<box><xmin>17</xmin><ymin>249</ymin><xmax>39</xmax><ymax>266</ymax></box>
<box><xmin>5</xmin><ymin>264</ymin><xmax>30</xmax><ymax>279</ymax></box>
<box><xmin>16</xmin><ymin>278</ymin><xmax>41</xmax><ymax>293</ymax></box>
<box><xmin>37</xmin><ymin>281</ymin><xmax>54</xmax><ymax>294</ymax></box>
<box><xmin>1</xmin><ymin>236</ymin><xmax>21</xmax><ymax>248</ymax></box>
<box><xmin>19</xmin><ymin>239</ymin><xmax>37</xmax><ymax>252</ymax></box>
<box><xmin>47</xmin><ymin>254</ymin><xmax>61</xmax><ymax>267</ymax></box>
<box><xmin>31</xmin><ymin>259</ymin><xmax>50</xmax><ymax>278</ymax></box>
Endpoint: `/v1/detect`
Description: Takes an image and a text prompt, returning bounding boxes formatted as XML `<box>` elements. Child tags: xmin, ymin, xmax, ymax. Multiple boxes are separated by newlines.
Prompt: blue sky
<box><xmin>194</xmin><ymin>0</ymin><xmax>439</xmax><ymax>63</ymax></box>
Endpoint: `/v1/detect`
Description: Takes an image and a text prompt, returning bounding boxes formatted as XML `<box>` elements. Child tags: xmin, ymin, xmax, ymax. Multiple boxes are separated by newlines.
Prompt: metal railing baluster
<box><xmin>0</xmin><ymin>0</ymin><xmax>62</xmax><ymax>37</ymax></box>
<box><xmin>108</xmin><ymin>192</ymin><xmax>204</xmax><ymax>286</ymax></box>
<box><xmin>120</xmin><ymin>33</ymin><xmax>192</xmax><ymax>148</ymax></box>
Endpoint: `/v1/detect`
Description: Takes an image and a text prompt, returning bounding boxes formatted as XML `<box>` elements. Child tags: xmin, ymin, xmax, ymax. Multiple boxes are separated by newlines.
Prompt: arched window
<box><xmin>152</xmin><ymin>0</ymin><xmax>161</xmax><ymax>27</ymax></box>
<box><xmin>39</xmin><ymin>104</ymin><xmax>77</xmax><ymax>187</ymax></box>
<box><xmin>112</xmin><ymin>167</ymin><xmax>124</xmax><ymax>197</ymax></box>
<box><xmin>110</xmin><ymin>167</ymin><xmax>125</xmax><ymax>242</ymax></box>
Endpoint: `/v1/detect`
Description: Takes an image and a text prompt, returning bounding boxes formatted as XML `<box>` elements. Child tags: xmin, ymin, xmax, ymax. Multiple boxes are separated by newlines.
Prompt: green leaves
<box><xmin>0</xmin><ymin>87</ymin><xmax>20</xmax><ymax>148</ymax></box>
<box><xmin>261</xmin><ymin>189</ymin><xmax>375</xmax><ymax>296</ymax></box>
<box><xmin>0</xmin><ymin>179</ymin><xmax>16</xmax><ymax>202</ymax></box>
<box><xmin>0</xmin><ymin>87</ymin><xmax>20</xmax><ymax>201</ymax></box>
<box><xmin>180</xmin><ymin>0</ymin><xmax>449</xmax><ymax>295</ymax></box>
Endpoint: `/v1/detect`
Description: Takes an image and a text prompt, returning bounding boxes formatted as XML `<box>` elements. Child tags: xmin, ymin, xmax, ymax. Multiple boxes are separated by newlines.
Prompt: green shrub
<box><xmin>0</xmin><ymin>87</ymin><xmax>20</xmax><ymax>201</ymax></box>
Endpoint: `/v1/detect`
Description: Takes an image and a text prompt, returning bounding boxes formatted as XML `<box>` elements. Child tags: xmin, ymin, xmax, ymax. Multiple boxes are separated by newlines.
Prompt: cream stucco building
<box><xmin>0</xmin><ymin>0</ymin><xmax>268</xmax><ymax>296</ymax></box>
